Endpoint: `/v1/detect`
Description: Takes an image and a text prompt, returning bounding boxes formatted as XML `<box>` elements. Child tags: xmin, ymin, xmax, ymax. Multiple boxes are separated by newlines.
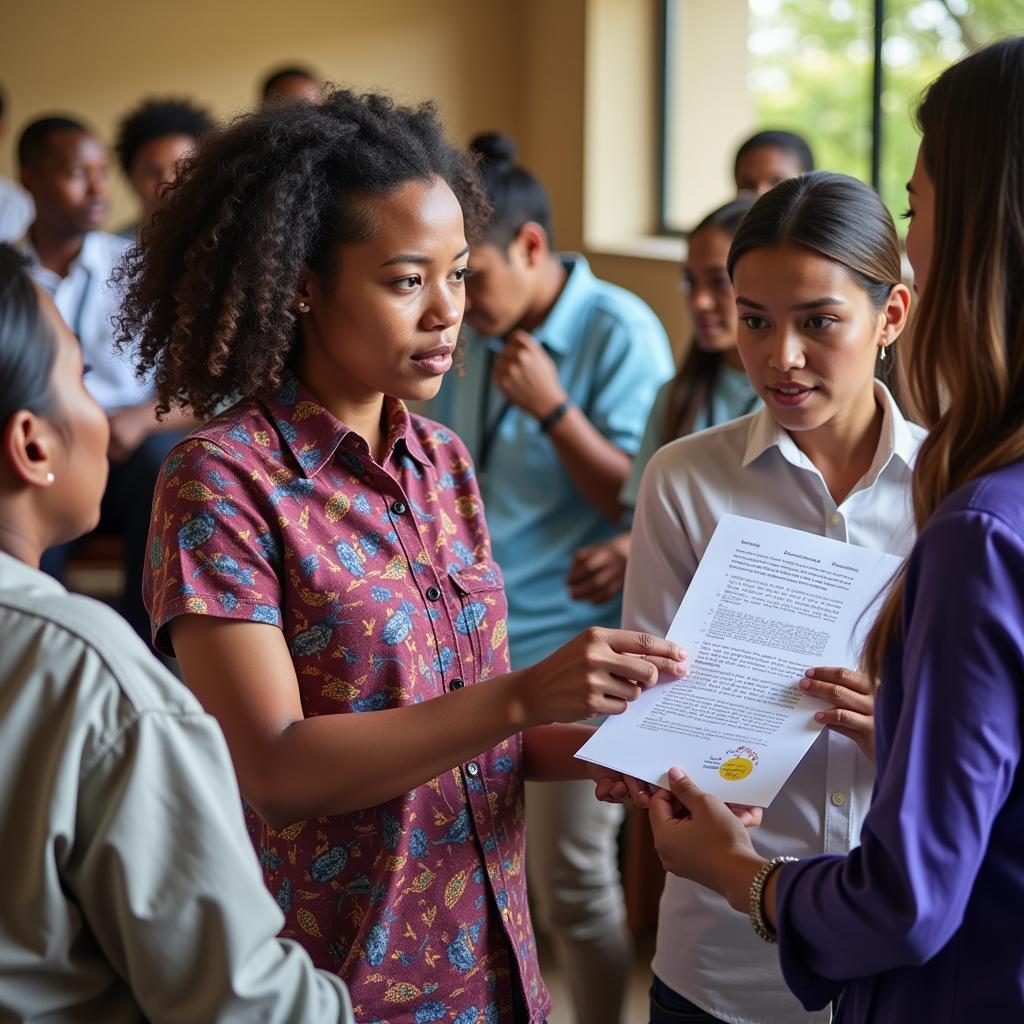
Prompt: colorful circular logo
<box><xmin>719</xmin><ymin>757</ymin><xmax>754</xmax><ymax>781</ymax></box>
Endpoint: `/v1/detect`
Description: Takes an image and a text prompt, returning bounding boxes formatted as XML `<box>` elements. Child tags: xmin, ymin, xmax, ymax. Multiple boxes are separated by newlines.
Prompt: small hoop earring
<box><xmin>46</xmin><ymin>472</ymin><xmax>55</xmax><ymax>484</ymax></box>
<box><xmin>296</xmin><ymin>300</ymin><xmax>310</xmax><ymax>313</ymax></box>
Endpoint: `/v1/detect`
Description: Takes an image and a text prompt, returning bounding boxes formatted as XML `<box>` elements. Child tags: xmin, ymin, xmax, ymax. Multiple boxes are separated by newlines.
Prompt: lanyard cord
<box><xmin>71</xmin><ymin>265</ymin><xmax>94</xmax><ymax>341</ymax></box>
<box><xmin>477</xmin><ymin>343</ymin><xmax>510</xmax><ymax>474</ymax></box>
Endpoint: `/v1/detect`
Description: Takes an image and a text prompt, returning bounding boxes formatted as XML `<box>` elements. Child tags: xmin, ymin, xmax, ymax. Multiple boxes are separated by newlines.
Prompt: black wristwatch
<box><xmin>539</xmin><ymin>398</ymin><xmax>573</xmax><ymax>433</ymax></box>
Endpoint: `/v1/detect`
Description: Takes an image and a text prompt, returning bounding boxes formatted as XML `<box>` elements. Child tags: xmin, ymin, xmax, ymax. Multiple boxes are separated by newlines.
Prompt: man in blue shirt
<box><xmin>425</xmin><ymin>132</ymin><xmax>674</xmax><ymax>1024</ymax></box>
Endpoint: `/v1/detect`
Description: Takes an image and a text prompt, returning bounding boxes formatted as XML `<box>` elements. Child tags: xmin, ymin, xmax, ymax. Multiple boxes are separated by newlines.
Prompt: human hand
<box><xmin>585</xmin><ymin>762</ymin><xmax>655</xmax><ymax>808</ymax></box>
<box><xmin>800</xmin><ymin>666</ymin><xmax>876</xmax><ymax>764</ymax></box>
<box><xmin>521</xmin><ymin>627</ymin><xmax>687</xmax><ymax>726</ymax></box>
<box><xmin>107</xmin><ymin>404</ymin><xmax>156</xmax><ymax>463</ymax></box>
<box><xmin>566</xmin><ymin>532</ymin><xmax>630</xmax><ymax>604</ymax></box>
<box><xmin>649</xmin><ymin>767</ymin><xmax>765</xmax><ymax>912</ymax></box>
<box><xmin>492</xmin><ymin>329</ymin><xmax>566</xmax><ymax>420</ymax></box>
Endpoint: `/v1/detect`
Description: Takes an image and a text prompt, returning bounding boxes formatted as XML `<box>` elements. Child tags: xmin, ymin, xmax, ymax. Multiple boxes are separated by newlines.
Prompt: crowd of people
<box><xmin>0</xmin><ymin>36</ymin><xmax>1022</xmax><ymax>1024</ymax></box>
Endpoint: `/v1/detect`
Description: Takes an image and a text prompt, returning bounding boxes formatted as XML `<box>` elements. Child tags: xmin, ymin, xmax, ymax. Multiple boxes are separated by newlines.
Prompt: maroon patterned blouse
<box><xmin>144</xmin><ymin>373</ymin><xmax>550</xmax><ymax>1024</ymax></box>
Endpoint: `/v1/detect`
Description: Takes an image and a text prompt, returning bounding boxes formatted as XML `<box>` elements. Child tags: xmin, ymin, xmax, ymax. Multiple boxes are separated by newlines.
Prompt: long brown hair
<box><xmin>863</xmin><ymin>36</ymin><xmax>1024</xmax><ymax>678</ymax></box>
<box><xmin>662</xmin><ymin>197</ymin><xmax>755</xmax><ymax>442</ymax></box>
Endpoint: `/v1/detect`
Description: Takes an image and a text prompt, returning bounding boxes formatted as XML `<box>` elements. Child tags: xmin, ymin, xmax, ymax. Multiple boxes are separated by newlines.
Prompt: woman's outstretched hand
<box><xmin>520</xmin><ymin>628</ymin><xmax>687</xmax><ymax>726</ymax></box>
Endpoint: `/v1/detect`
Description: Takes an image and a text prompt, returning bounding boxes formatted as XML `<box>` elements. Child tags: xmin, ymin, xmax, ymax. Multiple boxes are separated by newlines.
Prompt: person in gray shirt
<box><xmin>0</xmin><ymin>241</ymin><xmax>354</xmax><ymax>1022</ymax></box>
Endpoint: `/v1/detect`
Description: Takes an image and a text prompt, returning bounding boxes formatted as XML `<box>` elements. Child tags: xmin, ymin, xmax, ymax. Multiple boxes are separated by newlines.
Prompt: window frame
<box><xmin>656</xmin><ymin>0</ymin><xmax>886</xmax><ymax>236</ymax></box>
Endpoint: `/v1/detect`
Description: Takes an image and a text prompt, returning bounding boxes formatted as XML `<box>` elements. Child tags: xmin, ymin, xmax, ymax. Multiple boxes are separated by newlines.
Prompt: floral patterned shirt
<box><xmin>144</xmin><ymin>373</ymin><xmax>550</xmax><ymax>1024</ymax></box>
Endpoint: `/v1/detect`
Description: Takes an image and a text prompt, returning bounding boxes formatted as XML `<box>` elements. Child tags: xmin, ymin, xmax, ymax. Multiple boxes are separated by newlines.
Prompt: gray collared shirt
<box><xmin>0</xmin><ymin>551</ymin><xmax>353</xmax><ymax>1022</ymax></box>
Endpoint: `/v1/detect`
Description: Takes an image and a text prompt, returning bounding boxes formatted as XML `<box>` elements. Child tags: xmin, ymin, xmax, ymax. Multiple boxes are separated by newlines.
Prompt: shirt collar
<box><xmin>16</xmin><ymin>230</ymin><xmax>104</xmax><ymax>285</ymax></box>
<box><xmin>260</xmin><ymin>372</ymin><xmax>432</xmax><ymax>478</ymax></box>
<box><xmin>742</xmin><ymin>379</ymin><xmax>919</xmax><ymax>473</ymax></box>
<box><xmin>532</xmin><ymin>253</ymin><xmax>594</xmax><ymax>355</ymax></box>
<box><xmin>0</xmin><ymin>549</ymin><xmax>64</xmax><ymax>596</ymax></box>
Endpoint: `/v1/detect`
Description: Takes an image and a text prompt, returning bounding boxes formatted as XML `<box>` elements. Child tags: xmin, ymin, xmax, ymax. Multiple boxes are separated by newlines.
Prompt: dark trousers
<box><xmin>41</xmin><ymin>430</ymin><xmax>184</xmax><ymax>649</ymax></box>
<box><xmin>649</xmin><ymin>976</ymin><xmax>727</xmax><ymax>1024</ymax></box>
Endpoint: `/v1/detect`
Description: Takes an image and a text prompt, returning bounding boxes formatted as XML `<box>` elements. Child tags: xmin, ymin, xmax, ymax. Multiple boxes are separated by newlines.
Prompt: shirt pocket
<box><xmin>448</xmin><ymin>561</ymin><xmax>510</xmax><ymax>681</ymax></box>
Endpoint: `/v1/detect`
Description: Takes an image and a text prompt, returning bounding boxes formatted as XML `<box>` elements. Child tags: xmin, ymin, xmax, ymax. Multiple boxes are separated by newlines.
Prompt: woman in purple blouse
<box><xmin>114</xmin><ymin>92</ymin><xmax>688</xmax><ymax>1023</ymax></box>
<box><xmin>644</xmin><ymin>35</ymin><xmax>1024</xmax><ymax>1023</ymax></box>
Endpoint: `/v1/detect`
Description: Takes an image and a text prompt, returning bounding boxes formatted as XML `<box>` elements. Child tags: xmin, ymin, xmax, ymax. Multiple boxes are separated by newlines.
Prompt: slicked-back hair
<box><xmin>115</xmin><ymin>89</ymin><xmax>489</xmax><ymax>420</ymax></box>
<box><xmin>728</xmin><ymin>172</ymin><xmax>901</xmax><ymax>307</ymax></box>
<box><xmin>727</xmin><ymin>171</ymin><xmax>903</xmax><ymax>391</ymax></box>
<box><xmin>0</xmin><ymin>243</ymin><xmax>58</xmax><ymax>427</ymax></box>
<box><xmin>18</xmin><ymin>115</ymin><xmax>89</xmax><ymax>170</ymax></box>
<box><xmin>469</xmin><ymin>132</ymin><xmax>554</xmax><ymax>250</ymax></box>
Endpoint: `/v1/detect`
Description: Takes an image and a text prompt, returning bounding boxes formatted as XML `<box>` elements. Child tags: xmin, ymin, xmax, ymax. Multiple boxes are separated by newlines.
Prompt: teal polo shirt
<box><xmin>424</xmin><ymin>254</ymin><xmax>673</xmax><ymax>669</ymax></box>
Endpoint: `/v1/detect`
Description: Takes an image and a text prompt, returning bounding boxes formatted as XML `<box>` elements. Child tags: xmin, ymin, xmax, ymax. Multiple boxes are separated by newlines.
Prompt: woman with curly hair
<box><xmin>117</xmin><ymin>89</ymin><xmax>688</xmax><ymax>1024</ymax></box>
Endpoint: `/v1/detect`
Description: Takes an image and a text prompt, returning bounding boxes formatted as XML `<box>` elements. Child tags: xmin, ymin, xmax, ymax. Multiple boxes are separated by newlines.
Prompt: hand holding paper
<box><xmin>576</xmin><ymin>514</ymin><xmax>900</xmax><ymax>807</ymax></box>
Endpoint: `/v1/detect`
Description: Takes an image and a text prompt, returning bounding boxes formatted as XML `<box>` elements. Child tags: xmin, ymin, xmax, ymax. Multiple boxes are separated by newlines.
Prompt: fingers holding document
<box><xmin>800</xmin><ymin>666</ymin><xmax>876</xmax><ymax>764</ymax></box>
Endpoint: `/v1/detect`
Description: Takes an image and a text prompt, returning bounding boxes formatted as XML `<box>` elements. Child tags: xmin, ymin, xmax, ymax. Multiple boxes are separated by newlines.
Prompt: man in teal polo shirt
<box><xmin>424</xmin><ymin>132</ymin><xmax>673</xmax><ymax>1024</ymax></box>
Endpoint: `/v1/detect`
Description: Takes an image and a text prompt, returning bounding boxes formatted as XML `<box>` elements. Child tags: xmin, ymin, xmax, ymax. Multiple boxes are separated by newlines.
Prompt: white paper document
<box><xmin>576</xmin><ymin>514</ymin><xmax>901</xmax><ymax>806</ymax></box>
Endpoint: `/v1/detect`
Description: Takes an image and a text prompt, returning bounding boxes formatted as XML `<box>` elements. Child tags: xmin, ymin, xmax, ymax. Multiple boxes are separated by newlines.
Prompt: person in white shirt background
<box><xmin>16</xmin><ymin>115</ymin><xmax>195</xmax><ymax>646</ymax></box>
<box><xmin>592</xmin><ymin>171</ymin><xmax>926</xmax><ymax>1024</ymax></box>
<box><xmin>0</xmin><ymin>85</ymin><xmax>34</xmax><ymax>243</ymax></box>
<box><xmin>0</xmin><ymin>241</ymin><xmax>355</xmax><ymax>1023</ymax></box>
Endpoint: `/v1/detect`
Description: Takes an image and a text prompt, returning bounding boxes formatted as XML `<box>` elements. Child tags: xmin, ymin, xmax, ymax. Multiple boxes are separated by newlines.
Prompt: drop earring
<box><xmin>879</xmin><ymin>345</ymin><xmax>887</xmax><ymax>362</ymax></box>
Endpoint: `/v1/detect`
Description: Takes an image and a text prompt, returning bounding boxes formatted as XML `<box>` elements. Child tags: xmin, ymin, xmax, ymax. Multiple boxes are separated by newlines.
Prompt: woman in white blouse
<box><xmin>604</xmin><ymin>172</ymin><xmax>925</xmax><ymax>1024</ymax></box>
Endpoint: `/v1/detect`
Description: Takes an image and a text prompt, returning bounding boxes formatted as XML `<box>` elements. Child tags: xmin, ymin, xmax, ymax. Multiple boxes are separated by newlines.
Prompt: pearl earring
<box><xmin>296</xmin><ymin>300</ymin><xmax>310</xmax><ymax>313</ymax></box>
<box><xmin>46</xmin><ymin>472</ymin><xmax>55</xmax><ymax>484</ymax></box>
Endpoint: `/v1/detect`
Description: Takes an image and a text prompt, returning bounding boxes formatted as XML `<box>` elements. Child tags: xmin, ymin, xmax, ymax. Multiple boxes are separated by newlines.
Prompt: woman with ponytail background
<box><xmin>648</xmin><ymin>36</ymin><xmax>1024</xmax><ymax>1022</ymax></box>
<box><xmin>605</xmin><ymin>170</ymin><xmax>920</xmax><ymax>1024</ymax></box>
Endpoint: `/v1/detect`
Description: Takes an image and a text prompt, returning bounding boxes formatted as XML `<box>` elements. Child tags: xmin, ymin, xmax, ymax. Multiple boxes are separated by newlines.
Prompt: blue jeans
<box><xmin>649</xmin><ymin>976</ymin><xmax>727</xmax><ymax>1024</ymax></box>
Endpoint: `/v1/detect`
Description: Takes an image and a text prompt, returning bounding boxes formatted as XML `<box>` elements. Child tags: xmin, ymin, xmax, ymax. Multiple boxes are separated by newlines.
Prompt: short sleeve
<box><xmin>585</xmin><ymin>308</ymin><xmax>674</xmax><ymax>454</ymax></box>
<box><xmin>144</xmin><ymin>435</ymin><xmax>285</xmax><ymax>655</ymax></box>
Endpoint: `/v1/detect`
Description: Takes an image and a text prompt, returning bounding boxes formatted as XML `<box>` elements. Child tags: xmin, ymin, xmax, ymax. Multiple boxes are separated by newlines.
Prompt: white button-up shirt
<box><xmin>20</xmin><ymin>230</ymin><xmax>153</xmax><ymax>411</ymax></box>
<box><xmin>625</xmin><ymin>383</ymin><xmax>925</xmax><ymax>1024</ymax></box>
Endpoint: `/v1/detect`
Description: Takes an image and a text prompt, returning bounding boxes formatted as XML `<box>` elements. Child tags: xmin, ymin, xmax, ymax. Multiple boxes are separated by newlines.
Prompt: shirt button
<box><xmin>466</xmin><ymin>762</ymin><xmax>480</xmax><ymax>777</ymax></box>
<box><xmin>830</xmin><ymin>513</ymin><xmax>841</xmax><ymax>526</ymax></box>
<box><xmin>426</xmin><ymin>585</ymin><xmax>442</xmax><ymax>601</ymax></box>
<box><xmin>831</xmin><ymin>791</ymin><xmax>847</xmax><ymax>807</ymax></box>
<box><xmin>390</xmin><ymin>500</ymin><xmax>407</xmax><ymax>516</ymax></box>
<box><xmin>450</xmin><ymin>678</ymin><xmax>464</xmax><ymax>690</ymax></box>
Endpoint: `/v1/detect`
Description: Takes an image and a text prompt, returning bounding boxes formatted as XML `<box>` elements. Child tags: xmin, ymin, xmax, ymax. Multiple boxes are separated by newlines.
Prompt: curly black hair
<box><xmin>115</xmin><ymin>89</ymin><xmax>489</xmax><ymax>420</ymax></box>
<box><xmin>114</xmin><ymin>98</ymin><xmax>213</xmax><ymax>176</ymax></box>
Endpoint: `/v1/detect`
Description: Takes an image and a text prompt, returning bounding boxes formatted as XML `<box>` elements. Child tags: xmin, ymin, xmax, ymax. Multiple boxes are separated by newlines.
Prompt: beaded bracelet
<box><xmin>748</xmin><ymin>855</ymin><xmax>797</xmax><ymax>943</ymax></box>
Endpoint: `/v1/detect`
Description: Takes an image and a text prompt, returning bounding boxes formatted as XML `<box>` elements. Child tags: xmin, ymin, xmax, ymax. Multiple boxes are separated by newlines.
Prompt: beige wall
<box><xmin>1</xmin><ymin>0</ymin><xmax>690</xmax><ymax>354</ymax></box>
<box><xmin>0</xmin><ymin>0</ymin><xmax>524</xmax><ymax>227</ymax></box>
